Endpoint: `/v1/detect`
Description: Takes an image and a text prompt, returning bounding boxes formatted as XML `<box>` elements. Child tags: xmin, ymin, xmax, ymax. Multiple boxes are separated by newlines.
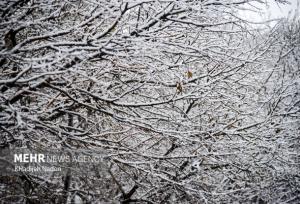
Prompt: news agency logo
<box><xmin>13</xmin><ymin>153</ymin><xmax>102</xmax><ymax>163</ymax></box>
<box><xmin>13</xmin><ymin>154</ymin><xmax>61</xmax><ymax>173</ymax></box>
<box><xmin>14</xmin><ymin>154</ymin><xmax>45</xmax><ymax>163</ymax></box>
<box><xmin>0</xmin><ymin>150</ymin><xmax>106</xmax><ymax>175</ymax></box>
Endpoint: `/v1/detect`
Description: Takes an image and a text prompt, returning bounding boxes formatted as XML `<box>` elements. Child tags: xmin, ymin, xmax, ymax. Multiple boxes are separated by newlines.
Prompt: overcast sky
<box><xmin>239</xmin><ymin>0</ymin><xmax>299</xmax><ymax>27</ymax></box>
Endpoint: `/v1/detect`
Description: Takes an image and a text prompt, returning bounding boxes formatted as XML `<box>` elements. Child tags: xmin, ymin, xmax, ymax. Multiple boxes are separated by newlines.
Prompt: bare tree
<box><xmin>0</xmin><ymin>0</ymin><xmax>299</xmax><ymax>203</ymax></box>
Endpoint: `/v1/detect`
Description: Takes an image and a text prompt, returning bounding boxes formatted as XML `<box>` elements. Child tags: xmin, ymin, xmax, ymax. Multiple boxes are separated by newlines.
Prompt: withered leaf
<box><xmin>176</xmin><ymin>82</ymin><xmax>183</xmax><ymax>93</ymax></box>
<box><xmin>187</xmin><ymin>70</ymin><xmax>193</xmax><ymax>79</ymax></box>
